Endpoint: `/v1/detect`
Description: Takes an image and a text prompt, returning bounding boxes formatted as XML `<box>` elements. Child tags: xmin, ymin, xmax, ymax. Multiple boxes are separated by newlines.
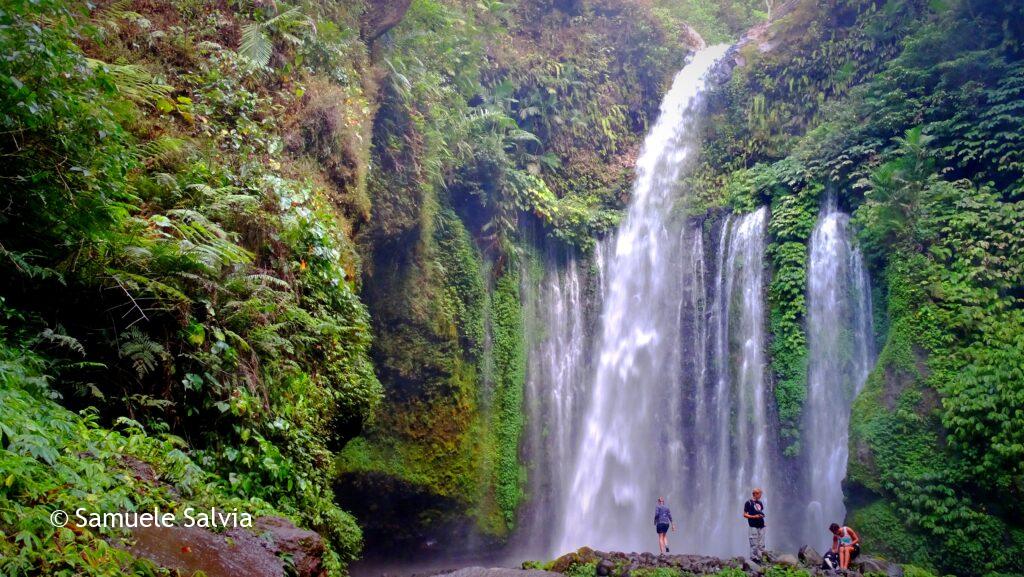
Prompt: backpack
<box><xmin>822</xmin><ymin>550</ymin><xmax>840</xmax><ymax>570</ymax></box>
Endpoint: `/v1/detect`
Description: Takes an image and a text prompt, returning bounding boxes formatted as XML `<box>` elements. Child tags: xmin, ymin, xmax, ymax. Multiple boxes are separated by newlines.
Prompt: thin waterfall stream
<box><xmin>801</xmin><ymin>197</ymin><xmax>875</xmax><ymax>547</ymax></box>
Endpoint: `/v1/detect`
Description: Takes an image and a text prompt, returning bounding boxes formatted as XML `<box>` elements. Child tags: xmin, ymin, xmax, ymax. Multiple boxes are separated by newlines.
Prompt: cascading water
<box><xmin>521</xmin><ymin>253</ymin><xmax>593</xmax><ymax>551</ymax></box>
<box><xmin>526</xmin><ymin>45</ymin><xmax>875</xmax><ymax>560</ymax></box>
<box><xmin>800</xmin><ymin>197</ymin><xmax>874</xmax><ymax>546</ymax></box>
<box><xmin>551</xmin><ymin>45</ymin><xmax>735</xmax><ymax>555</ymax></box>
<box><xmin>687</xmin><ymin>207</ymin><xmax>776</xmax><ymax>556</ymax></box>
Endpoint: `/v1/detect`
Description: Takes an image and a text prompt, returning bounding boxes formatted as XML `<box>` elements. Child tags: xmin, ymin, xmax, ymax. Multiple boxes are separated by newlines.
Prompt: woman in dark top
<box><xmin>654</xmin><ymin>497</ymin><xmax>676</xmax><ymax>554</ymax></box>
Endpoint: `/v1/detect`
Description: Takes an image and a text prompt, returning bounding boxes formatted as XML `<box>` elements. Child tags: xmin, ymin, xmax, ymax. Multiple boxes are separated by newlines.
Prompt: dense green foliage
<box><xmin>0</xmin><ymin>0</ymin><xmax>383</xmax><ymax>572</ymax></box>
<box><xmin>0</xmin><ymin>345</ymin><xmax>305</xmax><ymax>575</ymax></box>
<box><xmin>5</xmin><ymin>0</ymin><xmax>1023</xmax><ymax>573</ymax></box>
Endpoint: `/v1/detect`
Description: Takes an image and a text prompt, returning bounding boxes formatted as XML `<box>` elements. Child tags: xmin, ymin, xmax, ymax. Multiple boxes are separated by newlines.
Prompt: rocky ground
<box><xmin>506</xmin><ymin>546</ymin><xmax>906</xmax><ymax>577</ymax></box>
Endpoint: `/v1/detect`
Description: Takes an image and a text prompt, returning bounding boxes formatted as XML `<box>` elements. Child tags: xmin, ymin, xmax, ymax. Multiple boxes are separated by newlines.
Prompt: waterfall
<box><xmin>801</xmin><ymin>197</ymin><xmax>874</xmax><ymax>547</ymax></box>
<box><xmin>551</xmin><ymin>45</ymin><xmax>733</xmax><ymax>555</ymax></box>
<box><xmin>523</xmin><ymin>46</ymin><xmax>877</xmax><ymax>561</ymax></box>
<box><xmin>689</xmin><ymin>207</ymin><xmax>776</xmax><ymax>556</ymax></box>
<box><xmin>522</xmin><ymin>253</ymin><xmax>594</xmax><ymax>550</ymax></box>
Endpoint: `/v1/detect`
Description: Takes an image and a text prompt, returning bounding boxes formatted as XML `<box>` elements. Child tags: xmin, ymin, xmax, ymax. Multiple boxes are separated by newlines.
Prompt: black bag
<box><xmin>822</xmin><ymin>550</ymin><xmax>840</xmax><ymax>570</ymax></box>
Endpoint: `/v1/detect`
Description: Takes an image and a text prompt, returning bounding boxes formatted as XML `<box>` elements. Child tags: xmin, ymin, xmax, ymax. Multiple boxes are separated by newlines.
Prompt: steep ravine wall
<box><xmin>334</xmin><ymin>0</ymin><xmax>704</xmax><ymax>559</ymax></box>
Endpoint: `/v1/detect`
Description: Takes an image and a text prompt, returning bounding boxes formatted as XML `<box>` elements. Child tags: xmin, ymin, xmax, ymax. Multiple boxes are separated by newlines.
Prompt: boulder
<box><xmin>855</xmin><ymin>556</ymin><xmax>902</xmax><ymax>576</ymax></box>
<box><xmin>596</xmin><ymin>559</ymin><xmax>615</xmax><ymax>576</ymax></box>
<box><xmin>548</xmin><ymin>547</ymin><xmax>601</xmax><ymax>574</ymax></box>
<box><xmin>127</xmin><ymin>515</ymin><xmax>329</xmax><ymax>577</ymax></box>
<box><xmin>743</xmin><ymin>557</ymin><xmax>763</xmax><ymax>574</ymax></box>
<box><xmin>441</xmin><ymin>569</ymin><xmax>562</xmax><ymax>577</ymax></box>
<box><xmin>254</xmin><ymin>516</ymin><xmax>327</xmax><ymax>577</ymax></box>
<box><xmin>128</xmin><ymin>524</ymin><xmax>282</xmax><ymax>577</ymax></box>
<box><xmin>775</xmin><ymin>553</ymin><xmax>800</xmax><ymax>567</ymax></box>
<box><xmin>799</xmin><ymin>545</ymin><xmax>824</xmax><ymax>567</ymax></box>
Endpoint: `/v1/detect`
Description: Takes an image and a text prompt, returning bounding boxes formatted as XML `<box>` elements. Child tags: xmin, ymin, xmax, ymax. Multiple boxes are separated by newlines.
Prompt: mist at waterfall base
<box><xmin>520</xmin><ymin>47</ymin><xmax>876</xmax><ymax>560</ymax></box>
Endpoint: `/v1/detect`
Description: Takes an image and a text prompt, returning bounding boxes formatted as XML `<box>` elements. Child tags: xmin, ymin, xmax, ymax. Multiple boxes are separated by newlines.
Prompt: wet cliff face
<box><xmin>362</xmin><ymin>0</ymin><xmax>414</xmax><ymax>41</ymax></box>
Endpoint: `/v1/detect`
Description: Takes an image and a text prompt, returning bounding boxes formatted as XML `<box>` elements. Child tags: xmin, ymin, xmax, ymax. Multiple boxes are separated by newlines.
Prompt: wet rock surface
<box><xmin>534</xmin><ymin>547</ymin><xmax>905</xmax><ymax>577</ymax></box>
<box><xmin>128</xmin><ymin>524</ymin><xmax>282</xmax><ymax>577</ymax></box>
<box><xmin>799</xmin><ymin>545</ymin><xmax>824</xmax><ymax>567</ymax></box>
<box><xmin>127</xmin><ymin>516</ymin><xmax>327</xmax><ymax>577</ymax></box>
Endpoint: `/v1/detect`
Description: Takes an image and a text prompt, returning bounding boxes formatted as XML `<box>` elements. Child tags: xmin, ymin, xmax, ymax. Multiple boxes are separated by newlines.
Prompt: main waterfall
<box><xmin>551</xmin><ymin>45</ymin><xmax>743</xmax><ymax>555</ymax></box>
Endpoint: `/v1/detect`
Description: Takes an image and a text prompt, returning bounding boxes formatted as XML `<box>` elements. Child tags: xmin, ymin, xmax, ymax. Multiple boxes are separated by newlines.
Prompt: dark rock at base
<box><xmin>537</xmin><ymin>549</ymin><xmax>882</xmax><ymax>577</ymax></box>
<box><xmin>254</xmin><ymin>516</ymin><xmax>327</xmax><ymax>577</ymax></box>
<box><xmin>548</xmin><ymin>547</ymin><xmax>601</xmax><ymax>574</ymax></box>
<box><xmin>128</xmin><ymin>524</ymin><xmax>282</xmax><ymax>577</ymax></box>
<box><xmin>799</xmin><ymin>545</ymin><xmax>823</xmax><ymax>567</ymax></box>
<box><xmin>437</xmin><ymin>569</ymin><xmax>562</xmax><ymax>577</ymax></box>
<box><xmin>127</xmin><ymin>516</ymin><xmax>327</xmax><ymax>577</ymax></box>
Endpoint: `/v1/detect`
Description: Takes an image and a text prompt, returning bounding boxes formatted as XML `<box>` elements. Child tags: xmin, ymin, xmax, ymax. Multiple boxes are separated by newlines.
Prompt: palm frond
<box><xmin>239</xmin><ymin>22</ymin><xmax>273</xmax><ymax>67</ymax></box>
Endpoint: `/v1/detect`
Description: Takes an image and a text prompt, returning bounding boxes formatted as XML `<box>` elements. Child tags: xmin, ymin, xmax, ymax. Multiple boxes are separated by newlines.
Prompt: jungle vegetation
<box><xmin>1</xmin><ymin>0</ymin><xmax>1022</xmax><ymax>576</ymax></box>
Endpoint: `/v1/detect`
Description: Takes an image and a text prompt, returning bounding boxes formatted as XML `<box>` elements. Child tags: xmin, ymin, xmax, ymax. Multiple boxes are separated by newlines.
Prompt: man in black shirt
<box><xmin>742</xmin><ymin>488</ymin><xmax>766</xmax><ymax>562</ymax></box>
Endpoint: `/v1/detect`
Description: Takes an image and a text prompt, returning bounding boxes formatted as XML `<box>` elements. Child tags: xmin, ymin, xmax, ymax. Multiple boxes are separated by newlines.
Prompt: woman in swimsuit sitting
<box><xmin>829</xmin><ymin>522</ymin><xmax>861</xmax><ymax>569</ymax></box>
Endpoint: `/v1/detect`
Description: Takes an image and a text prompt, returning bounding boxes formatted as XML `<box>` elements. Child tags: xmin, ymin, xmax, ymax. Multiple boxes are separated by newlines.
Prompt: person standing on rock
<box><xmin>743</xmin><ymin>488</ymin><xmax>766</xmax><ymax>562</ymax></box>
<box><xmin>654</xmin><ymin>497</ymin><xmax>676</xmax><ymax>555</ymax></box>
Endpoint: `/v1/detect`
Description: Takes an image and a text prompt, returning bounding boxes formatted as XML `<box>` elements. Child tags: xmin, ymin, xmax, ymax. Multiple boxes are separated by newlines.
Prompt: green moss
<box><xmin>763</xmin><ymin>567</ymin><xmax>811</xmax><ymax>577</ymax></box>
<box><xmin>765</xmin><ymin>175</ymin><xmax>819</xmax><ymax>453</ymax></box>
<box><xmin>565</xmin><ymin>562</ymin><xmax>598</xmax><ymax>577</ymax></box>
<box><xmin>488</xmin><ymin>268</ymin><xmax>528</xmax><ymax>528</ymax></box>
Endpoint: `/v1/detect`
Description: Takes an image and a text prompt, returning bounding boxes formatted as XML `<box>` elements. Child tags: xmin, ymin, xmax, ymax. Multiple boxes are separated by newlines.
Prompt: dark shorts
<box><xmin>656</xmin><ymin>523</ymin><xmax>670</xmax><ymax>534</ymax></box>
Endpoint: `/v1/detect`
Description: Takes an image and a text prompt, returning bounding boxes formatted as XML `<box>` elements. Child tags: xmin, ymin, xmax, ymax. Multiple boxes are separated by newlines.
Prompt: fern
<box><xmin>0</xmin><ymin>247</ymin><xmax>64</xmax><ymax>283</ymax></box>
<box><xmin>118</xmin><ymin>327</ymin><xmax>170</xmax><ymax>379</ymax></box>
<box><xmin>37</xmin><ymin>328</ymin><xmax>85</xmax><ymax>357</ymax></box>
<box><xmin>135</xmin><ymin>137</ymin><xmax>188</xmax><ymax>166</ymax></box>
<box><xmin>238</xmin><ymin>5</ymin><xmax>315</xmax><ymax>68</ymax></box>
<box><xmin>85</xmin><ymin>59</ymin><xmax>172</xmax><ymax>105</ymax></box>
<box><xmin>239</xmin><ymin>22</ymin><xmax>274</xmax><ymax>67</ymax></box>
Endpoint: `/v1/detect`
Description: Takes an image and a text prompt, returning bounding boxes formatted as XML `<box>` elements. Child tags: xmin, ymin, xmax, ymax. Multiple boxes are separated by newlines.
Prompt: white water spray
<box><xmin>553</xmin><ymin>45</ymin><xmax>731</xmax><ymax>555</ymax></box>
<box><xmin>801</xmin><ymin>197</ymin><xmax>874</xmax><ymax>546</ymax></box>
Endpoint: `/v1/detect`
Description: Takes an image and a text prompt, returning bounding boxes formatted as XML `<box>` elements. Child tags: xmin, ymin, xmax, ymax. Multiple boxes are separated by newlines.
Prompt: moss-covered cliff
<box><xmin>334</xmin><ymin>0</ymin><xmax>706</xmax><ymax>552</ymax></box>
